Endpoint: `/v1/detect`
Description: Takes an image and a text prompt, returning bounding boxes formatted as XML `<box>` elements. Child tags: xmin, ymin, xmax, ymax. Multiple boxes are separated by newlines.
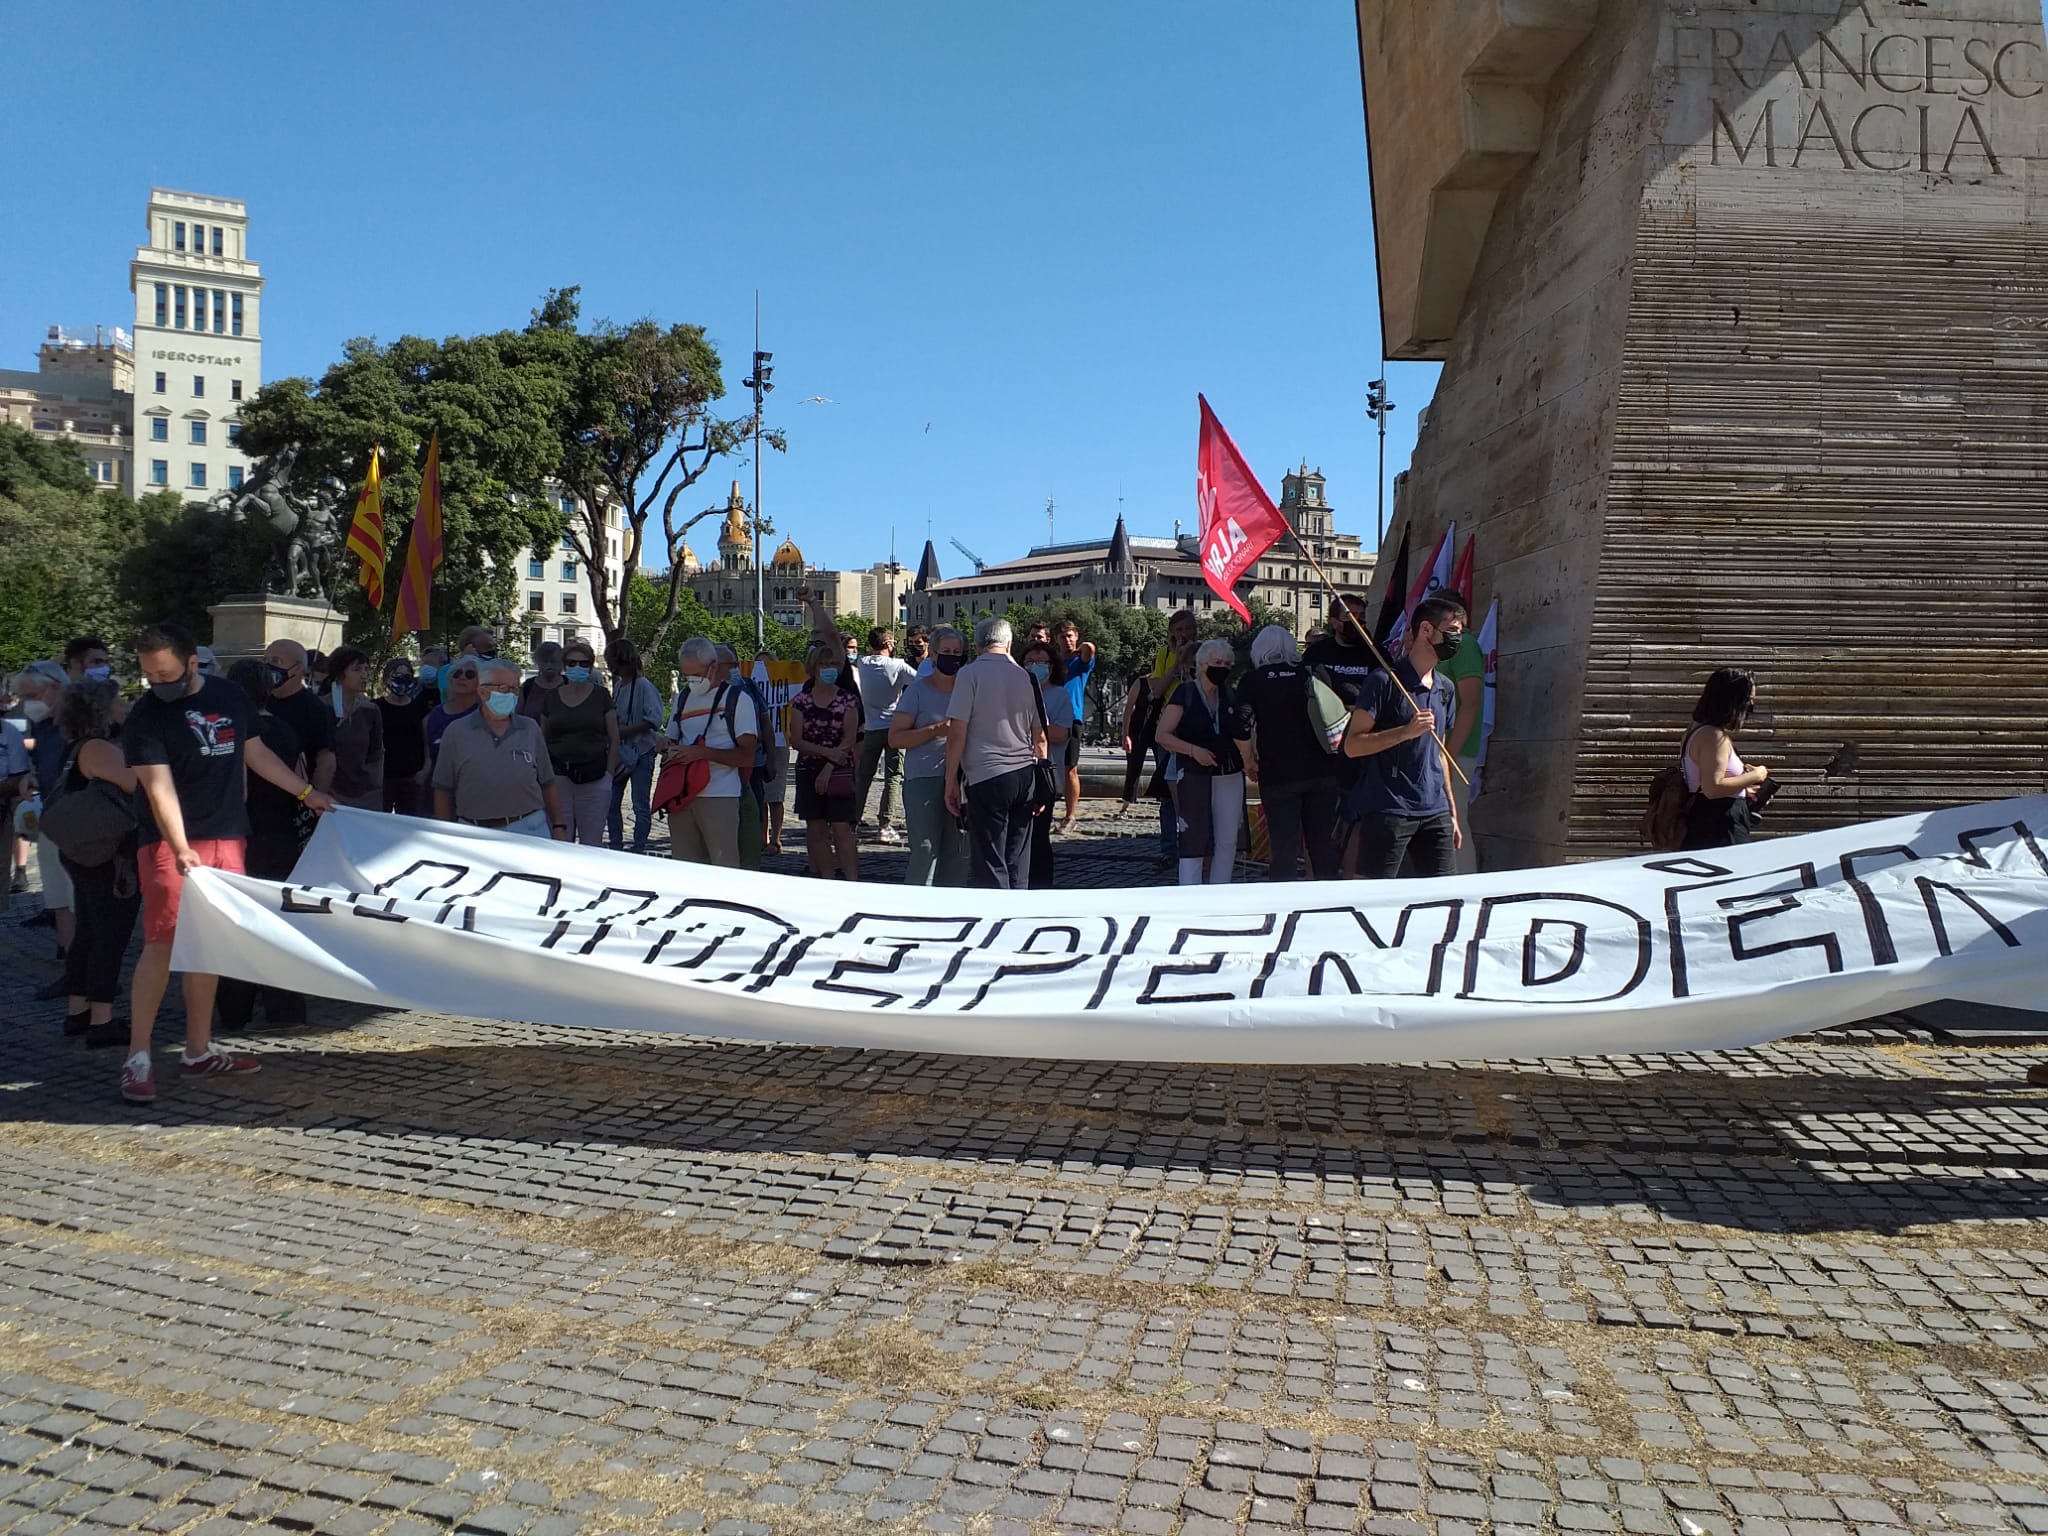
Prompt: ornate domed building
<box><xmin>678</xmin><ymin>485</ymin><xmax>911</xmax><ymax>632</ymax></box>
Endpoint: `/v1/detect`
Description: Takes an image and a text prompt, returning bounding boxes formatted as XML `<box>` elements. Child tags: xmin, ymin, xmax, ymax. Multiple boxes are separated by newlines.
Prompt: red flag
<box><xmin>1449</xmin><ymin>534</ymin><xmax>1475</xmax><ymax>608</ymax></box>
<box><xmin>390</xmin><ymin>432</ymin><xmax>444</xmax><ymax>641</ymax></box>
<box><xmin>1195</xmin><ymin>395</ymin><xmax>1289</xmax><ymax>622</ymax></box>
<box><xmin>1387</xmin><ymin>519</ymin><xmax>1456</xmax><ymax>653</ymax></box>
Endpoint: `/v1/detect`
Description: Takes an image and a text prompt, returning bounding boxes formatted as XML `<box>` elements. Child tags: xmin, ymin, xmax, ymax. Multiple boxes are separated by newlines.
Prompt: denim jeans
<box><xmin>608</xmin><ymin>753</ymin><xmax>656</xmax><ymax>853</ymax></box>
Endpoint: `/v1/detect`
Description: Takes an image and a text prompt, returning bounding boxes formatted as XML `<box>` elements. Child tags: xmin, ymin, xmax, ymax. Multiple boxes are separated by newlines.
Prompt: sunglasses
<box><xmin>448</xmin><ymin>668</ymin><xmax>478</xmax><ymax>680</ymax></box>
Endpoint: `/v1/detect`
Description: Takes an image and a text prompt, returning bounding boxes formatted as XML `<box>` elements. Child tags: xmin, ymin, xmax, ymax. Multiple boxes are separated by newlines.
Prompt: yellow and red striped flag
<box><xmin>390</xmin><ymin>432</ymin><xmax>444</xmax><ymax>641</ymax></box>
<box><xmin>344</xmin><ymin>446</ymin><xmax>386</xmax><ymax>608</ymax></box>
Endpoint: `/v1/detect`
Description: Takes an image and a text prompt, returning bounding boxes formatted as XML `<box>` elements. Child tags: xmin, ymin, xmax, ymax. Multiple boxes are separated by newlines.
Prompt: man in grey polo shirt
<box><xmin>432</xmin><ymin>659</ymin><xmax>568</xmax><ymax>839</ymax></box>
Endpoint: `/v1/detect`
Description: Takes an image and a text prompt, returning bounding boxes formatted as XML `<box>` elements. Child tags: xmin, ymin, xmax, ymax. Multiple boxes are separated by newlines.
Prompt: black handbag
<box><xmin>40</xmin><ymin>747</ymin><xmax>138</xmax><ymax>867</ymax></box>
<box><xmin>1027</xmin><ymin>679</ymin><xmax>1060</xmax><ymax>817</ymax></box>
<box><xmin>555</xmin><ymin>755</ymin><xmax>610</xmax><ymax>785</ymax></box>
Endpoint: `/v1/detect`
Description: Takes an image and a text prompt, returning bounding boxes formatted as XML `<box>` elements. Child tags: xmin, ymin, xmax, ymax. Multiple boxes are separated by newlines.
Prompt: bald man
<box><xmin>262</xmin><ymin>639</ymin><xmax>337</xmax><ymax>793</ymax></box>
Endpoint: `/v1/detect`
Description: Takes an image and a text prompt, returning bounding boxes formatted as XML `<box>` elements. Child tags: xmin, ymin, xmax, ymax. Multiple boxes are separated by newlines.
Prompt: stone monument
<box><xmin>204</xmin><ymin>440</ymin><xmax>346</xmax><ymax>660</ymax></box>
<box><xmin>1359</xmin><ymin>0</ymin><xmax>2048</xmax><ymax>866</ymax></box>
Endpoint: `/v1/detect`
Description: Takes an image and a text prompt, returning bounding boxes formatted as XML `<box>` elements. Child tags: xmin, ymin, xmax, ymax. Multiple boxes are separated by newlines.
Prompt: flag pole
<box><xmin>1283</xmin><ymin>527</ymin><xmax>1469</xmax><ymax>788</ymax></box>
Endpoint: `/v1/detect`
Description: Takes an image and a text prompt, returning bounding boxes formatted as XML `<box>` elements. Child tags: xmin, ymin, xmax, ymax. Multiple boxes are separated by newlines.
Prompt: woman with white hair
<box><xmin>1152</xmin><ymin>636</ymin><xmax>1249</xmax><ymax>885</ymax></box>
<box><xmin>1238</xmin><ymin>624</ymin><xmax>1341</xmax><ymax>881</ymax></box>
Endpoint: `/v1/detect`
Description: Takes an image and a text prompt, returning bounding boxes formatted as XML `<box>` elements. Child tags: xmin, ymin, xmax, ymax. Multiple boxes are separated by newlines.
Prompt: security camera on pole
<box><xmin>741</xmin><ymin>297</ymin><xmax>774</xmax><ymax>650</ymax></box>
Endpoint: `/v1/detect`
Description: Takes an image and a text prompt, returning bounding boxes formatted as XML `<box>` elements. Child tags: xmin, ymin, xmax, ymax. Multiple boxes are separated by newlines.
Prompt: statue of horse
<box><xmin>213</xmin><ymin>442</ymin><xmax>343</xmax><ymax>602</ymax></box>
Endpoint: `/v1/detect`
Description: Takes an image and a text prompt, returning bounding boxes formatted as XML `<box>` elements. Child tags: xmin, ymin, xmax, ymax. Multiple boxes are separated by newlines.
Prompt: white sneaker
<box><xmin>878</xmin><ymin>826</ymin><xmax>903</xmax><ymax>844</ymax></box>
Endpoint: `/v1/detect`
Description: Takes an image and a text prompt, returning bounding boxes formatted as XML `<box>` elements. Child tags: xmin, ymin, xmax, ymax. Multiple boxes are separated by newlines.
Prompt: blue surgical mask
<box><xmin>817</xmin><ymin>666</ymin><xmax>839</xmax><ymax>687</ymax></box>
<box><xmin>82</xmin><ymin>665</ymin><xmax>111</xmax><ymax>681</ymax></box>
<box><xmin>564</xmin><ymin>666</ymin><xmax>591</xmax><ymax>685</ymax></box>
<box><xmin>1026</xmin><ymin>662</ymin><xmax>1052</xmax><ymax>684</ymax></box>
<box><xmin>482</xmin><ymin>689</ymin><xmax>518</xmax><ymax>718</ymax></box>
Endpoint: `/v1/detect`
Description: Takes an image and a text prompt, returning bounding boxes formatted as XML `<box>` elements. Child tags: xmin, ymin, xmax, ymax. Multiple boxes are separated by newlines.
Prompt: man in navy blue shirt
<box><xmin>1342</xmin><ymin>592</ymin><xmax>1468</xmax><ymax>879</ymax></box>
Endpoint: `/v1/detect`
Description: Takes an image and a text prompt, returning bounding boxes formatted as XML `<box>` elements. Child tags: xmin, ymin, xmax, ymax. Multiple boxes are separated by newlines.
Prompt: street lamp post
<box><xmin>1366</xmin><ymin>376</ymin><xmax>1396</xmax><ymax>546</ymax></box>
<box><xmin>741</xmin><ymin>298</ymin><xmax>774</xmax><ymax>651</ymax></box>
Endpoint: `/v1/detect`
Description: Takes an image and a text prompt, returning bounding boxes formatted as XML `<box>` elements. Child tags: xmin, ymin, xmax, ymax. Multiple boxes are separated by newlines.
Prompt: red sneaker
<box><xmin>120</xmin><ymin>1053</ymin><xmax>155</xmax><ymax>1104</ymax></box>
<box><xmin>180</xmin><ymin>1047</ymin><xmax>262</xmax><ymax>1079</ymax></box>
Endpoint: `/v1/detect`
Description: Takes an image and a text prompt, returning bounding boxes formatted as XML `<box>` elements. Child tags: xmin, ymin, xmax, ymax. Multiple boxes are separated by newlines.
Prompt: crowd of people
<box><xmin>0</xmin><ymin>587</ymin><xmax>1770</xmax><ymax>1105</ymax></box>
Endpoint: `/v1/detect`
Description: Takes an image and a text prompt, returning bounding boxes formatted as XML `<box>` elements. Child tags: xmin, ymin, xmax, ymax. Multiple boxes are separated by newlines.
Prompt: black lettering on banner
<box><xmin>1918</xmin><ymin>878</ymin><xmax>2022</xmax><ymax>957</ymax></box>
<box><xmin>1136</xmin><ymin>914</ymin><xmax>1279</xmax><ymax>1007</ymax></box>
<box><xmin>1460</xmin><ymin>893</ymin><xmax>1651</xmax><ymax>1004</ymax></box>
<box><xmin>1725</xmin><ymin>870</ymin><xmax>1845</xmax><ymax>978</ymax></box>
<box><xmin>555</xmin><ymin>886</ymin><xmax>663</xmax><ymax>925</ymax></box>
<box><xmin>347</xmin><ymin>894</ymin><xmax>408</xmax><ymax>923</ymax></box>
<box><xmin>1956</xmin><ymin>821</ymin><xmax>2048</xmax><ymax>875</ymax></box>
<box><xmin>643</xmin><ymin>900</ymin><xmax>801</xmax><ymax>985</ymax></box>
<box><xmin>808</xmin><ymin>914</ymin><xmax>980</xmax><ymax>1008</ymax></box>
<box><xmin>1838</xmin><ymin>844</ymin><xmax>1918</xmax><ymax>966</ymax></box>
<box><xmin>1665</xmin><ymin>864</ymin><xmax>1829</xmax><ymax>997</ymax></box>
<box><xmin>1084</xmin><ymin>917</ymin><xmax>1150</xmax><ymax>1010</ymax></box>
<box><xmin>1523</xmin><ymin>919</ymin><xmax>1588</xmax><ymax>987</ymax></box>
<box><xmin>918</xmin><ymin>916</ymin><xmax>1122</xmax><ymax>1013</ymax></box>
<box><xmin>1645</xmin><ymin>857</ymin><xmax>1734</xmax><ymax>879</ymax></box>
<box><xmin>371</xmin><ymin>860</ymin><xmax>472</xmax><ymax>903</ymax></box>
<box><xmin>471</xmin><ymin>869</ymin><xmax>562</xmax><ymax>914</ymax></box>
<box><xmin>282</xmin><ymin>885</ymin><xmax>336</xmax><ymax>915</ymax></box>
<box><xmin>1251</xmin><ymin>901</ymin><xmax>1463</xmax><ymax>999</ymax></box>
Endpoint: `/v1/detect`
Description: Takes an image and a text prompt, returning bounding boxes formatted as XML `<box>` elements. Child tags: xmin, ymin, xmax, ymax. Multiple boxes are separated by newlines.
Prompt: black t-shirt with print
<box><xmin>124</xmin><ymin>675</ymin><xmax>255</xmax><ymax>844</ymax></box>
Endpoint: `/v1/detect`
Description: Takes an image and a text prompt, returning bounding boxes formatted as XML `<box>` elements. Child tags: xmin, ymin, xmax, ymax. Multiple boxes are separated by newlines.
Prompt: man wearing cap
<box><xmin>432</xmin><ymin>659</ymin><xmax>569</xmax><ymax>840</ymax></box>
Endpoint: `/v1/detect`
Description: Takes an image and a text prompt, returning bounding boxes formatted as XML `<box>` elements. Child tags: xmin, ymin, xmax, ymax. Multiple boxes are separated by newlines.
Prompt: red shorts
<box><xmin>139</xmin><ymin>838</ymin><xmax>247</xmax><ymax>946</ymax></box>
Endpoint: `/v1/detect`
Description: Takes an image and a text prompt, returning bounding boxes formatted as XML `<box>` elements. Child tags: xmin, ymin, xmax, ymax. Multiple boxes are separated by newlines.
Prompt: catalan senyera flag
<box><xmin>344</xmin><ymin>446</ymin><xmax>386</xmax><ymax>608</ymax></box>
<box><xmin>390</xmin><ymin>432</ymin><xmax>444</xmax><ymax>642</ymax></box>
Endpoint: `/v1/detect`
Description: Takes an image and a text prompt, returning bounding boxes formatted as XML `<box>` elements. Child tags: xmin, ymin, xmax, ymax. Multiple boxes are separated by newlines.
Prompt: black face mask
<box><xmin>148</xmin><ymin>670</ymin><xmax>195</xmax><ymax>703</ymax></box>
<box><xmin>263</xmin><ymin>663</ymin><xmax>290</xmax><ymax>689</ymax></box>
<box><xmin>1433</xmin><ymin>631</ymin><xmax>1465</xmax><ymax>662</ymax></box>
<box><xmin>934</xmin><ymin>653</ymin><xmax>964</xmax><ymax>677</ymax></box>
<box><xmin>1204</xmin><ymin>665</ymin><xmax>1231</xmax><ymax>686</ymax></box>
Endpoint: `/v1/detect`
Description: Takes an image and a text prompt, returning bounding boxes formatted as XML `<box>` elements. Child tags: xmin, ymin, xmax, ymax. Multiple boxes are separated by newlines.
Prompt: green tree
<box><xmin>118</xmin><ymin>492</ymin><xmax>269</xmax><ymax>637</ymax></box>
<box><xmin>621</xmin><ymin>571</ymin><xmax>811</xmax><ymax>697</ymax></box>
<box><xmin>240</xmin><ymin>314</ymin><xmax>586</xmax><ymax>653</ymax></box>
<box><xmin>541</xmin><ymin>289</ymin><xmax>782</xmax><ymax>660</ymax></box>
<box><xmin>0</xmin><ymin>425</ymin><xmax>147</xmax><ymax>672</ymax></box>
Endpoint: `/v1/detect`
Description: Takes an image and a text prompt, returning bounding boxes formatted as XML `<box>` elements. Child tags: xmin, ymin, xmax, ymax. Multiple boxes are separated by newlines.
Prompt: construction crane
<box><xmin>950</xmin><ymin>537</ymin><xmax>986</xmax><ymax>574</ymax></box>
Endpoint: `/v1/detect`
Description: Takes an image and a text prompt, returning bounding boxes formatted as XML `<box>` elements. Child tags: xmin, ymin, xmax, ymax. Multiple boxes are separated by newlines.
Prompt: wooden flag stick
<box><xmin>1282</xmin><ymin>528</ymin><xmax>1470</xmax><ymax>789</ymax></box>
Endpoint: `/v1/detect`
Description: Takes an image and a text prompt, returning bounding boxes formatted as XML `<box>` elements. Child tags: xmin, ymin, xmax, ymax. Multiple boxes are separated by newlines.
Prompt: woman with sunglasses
<box><xmin>538</xmin><ymin>638</ymin><xmax>618</xmax><ymax>846</ymax></box>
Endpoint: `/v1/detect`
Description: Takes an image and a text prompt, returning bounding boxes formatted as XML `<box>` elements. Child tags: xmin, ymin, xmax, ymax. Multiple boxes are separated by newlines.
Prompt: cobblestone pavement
<box><xmin>7</xmin><ymin>801</ymin><xmax>2048</xmax><ymax>1535</ymax></box>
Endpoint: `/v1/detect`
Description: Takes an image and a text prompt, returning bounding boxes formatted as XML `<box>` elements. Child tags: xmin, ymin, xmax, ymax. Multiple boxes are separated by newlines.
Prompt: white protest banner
<box><xmin>172</xmin><ymin>801</ymin><xmax>2048</xmax><ymax>1065</ymax></box>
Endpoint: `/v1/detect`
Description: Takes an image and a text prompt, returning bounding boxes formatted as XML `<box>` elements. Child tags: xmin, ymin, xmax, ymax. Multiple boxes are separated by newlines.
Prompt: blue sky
<box><xmin>2</xmin><ymin>0</ymin><xmax>1438</xmax><ymax>575</ymax></box>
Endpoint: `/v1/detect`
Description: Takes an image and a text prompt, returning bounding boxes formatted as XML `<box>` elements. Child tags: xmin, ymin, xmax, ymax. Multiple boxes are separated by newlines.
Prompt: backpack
<box><xmin>1640</xmin><ymin>729</ymin><xmax>1701</xmax><ymax>851</ymax></box>
<box><xmin>39</xmin><ymin>745</ymin><xmax>138</xmax><ymax>867</ymax></box>
<box><xmin>729</xmin><ymin>677</ymin><xmax>775</xmax><ymax>783</ymax></box>
<box><xmin>1303</xmin><ymin>666</ymin><xmax>1350</xmax><ymax>755</ymax></box>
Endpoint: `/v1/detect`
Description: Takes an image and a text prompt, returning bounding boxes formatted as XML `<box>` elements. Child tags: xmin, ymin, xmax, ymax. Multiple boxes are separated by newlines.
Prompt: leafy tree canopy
<box><xmin>0</xmin><ymin>425</ymin><xmax>149</xmax><ymax>674</ymax></box>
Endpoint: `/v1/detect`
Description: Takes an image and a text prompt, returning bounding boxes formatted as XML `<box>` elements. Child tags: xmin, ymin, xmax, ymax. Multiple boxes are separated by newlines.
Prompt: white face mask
<box><xmin>683</xmin><ymin>674</ymin><xmax>711</xmax><ymax>696</ymax></box>
<box><xmin>20</xmin><ymin>700</ymin><xmax>49</xmax><ymax>723</ymax></box>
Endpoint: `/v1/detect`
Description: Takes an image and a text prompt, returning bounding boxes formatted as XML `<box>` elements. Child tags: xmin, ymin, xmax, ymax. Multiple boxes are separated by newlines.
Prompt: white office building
<box><xmin>128</xmin><ymin>188</ymin><xmax>263</xmax><ymax>498</ymax></box>
<box><xmin>516</xmin><ymin>491</ymin><xmax>629</xmax><ymax>652</ymax></box>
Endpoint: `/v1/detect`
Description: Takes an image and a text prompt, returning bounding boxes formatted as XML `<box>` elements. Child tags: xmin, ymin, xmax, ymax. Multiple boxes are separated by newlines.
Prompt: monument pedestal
<box><xmin>1361</xmin><ymin>0</ymin><xmax>2048</xmax><ymax>864</ymax></box>
<box><xmin>208</xmin><ymin>594</ymin><xmax>345</xmax><ymax>661</ymax></box>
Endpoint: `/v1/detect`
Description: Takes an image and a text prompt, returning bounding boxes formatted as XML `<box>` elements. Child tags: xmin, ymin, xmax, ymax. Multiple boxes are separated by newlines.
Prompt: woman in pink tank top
<box><xmin>1680</xmin><ymin>668</ymin><xmax>1770</xmax><ymax>849</ymax></box>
